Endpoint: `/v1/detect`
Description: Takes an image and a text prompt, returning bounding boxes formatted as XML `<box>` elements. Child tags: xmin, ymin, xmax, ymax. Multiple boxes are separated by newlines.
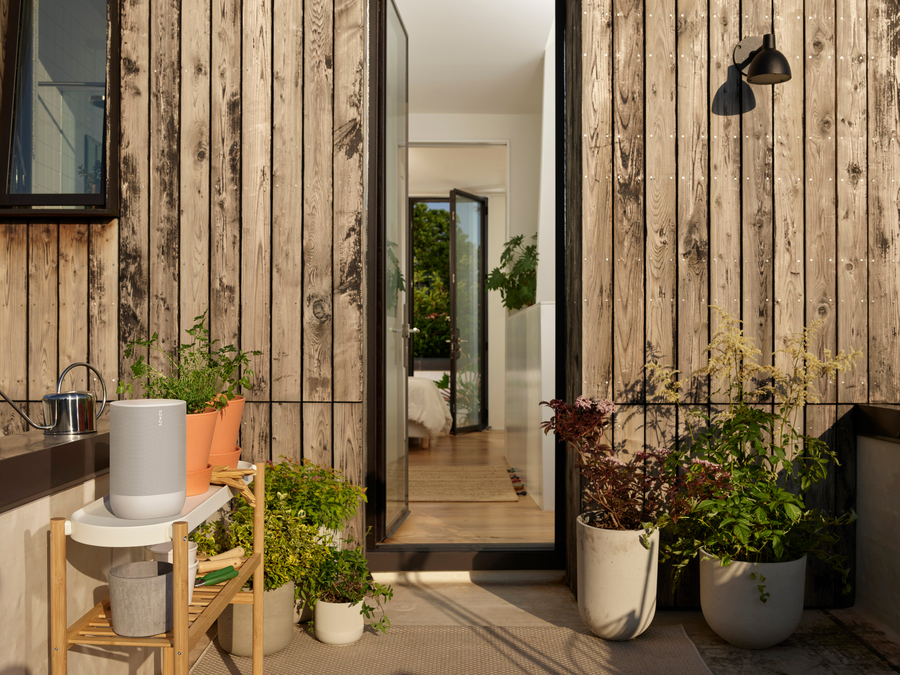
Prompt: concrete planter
<box><xmin>217</xmin><ymin>582</ymin><xmax>295</xmax><ymax>656</ymax></box>
<box><xmin>108</xmin><ymin>561</ymin><xmax>173</xmax><ymax>637</ymax></box>
<box><xmin>314</xmin><ymin>600</ymin><xmax>364</xmax><ymax>645</ymax></box>
<box><xmin>700</xmin><ymin>550</ymin><xmax>807</xmax><ymax>649</ymax></box>
<box><xmin>576</xmin><ymin>515</ymin><xmax>658</xmax><ymax>640</ymax></box>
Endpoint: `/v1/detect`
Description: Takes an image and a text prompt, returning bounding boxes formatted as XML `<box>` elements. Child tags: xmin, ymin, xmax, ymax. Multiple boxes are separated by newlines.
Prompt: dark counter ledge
<box><xmin>0</xmin><ymin>418</ymin><xmax>109</xmax><ymax>516</ymax></box>
<box><xmin>854</xmin><ymin>405</ymin><xmax>900</xmax><ymax>445</ymax></box>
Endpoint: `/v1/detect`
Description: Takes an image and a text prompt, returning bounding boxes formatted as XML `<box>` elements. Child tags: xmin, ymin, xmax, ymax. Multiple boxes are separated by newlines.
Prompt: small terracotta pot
<box><xmin>186</xmin><ymin>464</ymin><xmax>213</xmax><ymax>496</ymax></box>
<box><xmin>210</xmin><ymin>395</ymin><xmax>245</xmax><ymax>455</ymax></box>
<box><xmin>186</xmin><ymin>408</ymin><xmax>218</xmax><ymax>472</ymax></box>
<box><xmin>209</xmin><ymin>446</ymin><xmax>242</xmax><ymax>470</ymax></box>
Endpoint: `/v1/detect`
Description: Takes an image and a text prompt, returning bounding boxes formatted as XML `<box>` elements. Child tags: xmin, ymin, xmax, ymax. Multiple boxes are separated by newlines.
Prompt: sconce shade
<box><xmin>745</xmin><ymin>34</ymin><xmax>792</xmax><ymax>84</ymax></box>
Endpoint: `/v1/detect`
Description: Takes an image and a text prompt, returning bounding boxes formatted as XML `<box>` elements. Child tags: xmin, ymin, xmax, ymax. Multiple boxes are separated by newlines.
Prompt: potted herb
<box><xmin>646</xmin><ymin>308</ymin><xmax>862</xmax><ymax>649</ymax></box>
<box><xmin>540</xmin><ymin>397</ymin><xmax>727</xmax><ymax>640</ymax></box>
<box><xmin>192</xmin><ymin>462</ymin><xmax>327</xmax><ymax>656</ymax></box>
<box><xmin>486</xmin><ymin>234</ymin><xmax>538</xmax><ymax>311</ymax></box>
<box><xmin>307</xmin><ymin>542</ymin><xmax>393</xmax><ymax>645</ymax></box>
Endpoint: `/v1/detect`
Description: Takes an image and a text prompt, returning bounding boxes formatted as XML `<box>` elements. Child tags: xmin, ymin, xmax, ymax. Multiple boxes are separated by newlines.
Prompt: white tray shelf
<box><xmin>67</xmin><ymin>461</ymin><xmax>254</xmax><ymax>547</ymax></box>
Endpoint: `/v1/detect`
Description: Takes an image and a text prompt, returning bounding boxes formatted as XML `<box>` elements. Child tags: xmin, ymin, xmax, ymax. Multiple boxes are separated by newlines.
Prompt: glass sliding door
<box><xmin>383</xmin><ymin>0</ymin><xmax>409</xmax><ymax>536</ymax></box>
<box><xmin>449</xmin><ymin>189</ymin><xmax>488</xmax><ymax>434</ymax></box>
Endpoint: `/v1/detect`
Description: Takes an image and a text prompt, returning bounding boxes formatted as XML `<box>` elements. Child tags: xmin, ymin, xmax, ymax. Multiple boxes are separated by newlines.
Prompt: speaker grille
<box><xmin>110</xmin><ymin>400</ymin><xmax>187</xmax><ymax>496</ymax></box>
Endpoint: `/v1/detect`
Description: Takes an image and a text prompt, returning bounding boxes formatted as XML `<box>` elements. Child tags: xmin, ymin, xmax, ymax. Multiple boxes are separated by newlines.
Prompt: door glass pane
<box><xmin>384</xmin><ymin>0</ymin><xmax>408</xmax><ymax>532</ymax></box>
<box><xmin>453</xmin><ymin>193</ymin><xmax>483</xmax><ymax>430</ymax></box>
<box><xmin>8</xmin><ymin>0</ymin><xmax>107</xmax><ymax>195</ymax></box>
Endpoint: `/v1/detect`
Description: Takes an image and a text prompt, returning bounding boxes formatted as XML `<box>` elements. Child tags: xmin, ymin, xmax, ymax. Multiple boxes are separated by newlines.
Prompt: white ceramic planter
<box><xmin>576</xmin><ymin>515</ymin><xmax>658</xmax><ymax>640</ymax></box>
<box><xmin>314</xmin><ymin>600</ymin><xmax>364</xmax><ymax>645</ymax></box>
<box><xmin>217</xmin><ymin>582</ymin><xmax>295</xmax><ymax>656</ymax></box>
<box><xmin>700</xmin><ymin>550</ymin><xmax>807</xmax><ymax>649</ymax></box>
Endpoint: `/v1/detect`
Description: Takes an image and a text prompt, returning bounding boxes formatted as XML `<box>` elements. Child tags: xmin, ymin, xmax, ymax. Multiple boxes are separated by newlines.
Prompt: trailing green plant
<box><xmin>303</xmin><ymin>539</ymin><xmax>393</xmax><ymax>634</ymax></box>
<box><xmin>117</xmin><ymin>311</ymin><xmax>260</xmax><ymax>413</ymax></box>
<box><xmin>645</xmin><ymin>307</ymin><xmax>863</xmax><ymax>598</ymax></box>
<box><xmin>486</xmin><ymin>234</ymin><xmax>538</xmax><ymax>311</ymax></box>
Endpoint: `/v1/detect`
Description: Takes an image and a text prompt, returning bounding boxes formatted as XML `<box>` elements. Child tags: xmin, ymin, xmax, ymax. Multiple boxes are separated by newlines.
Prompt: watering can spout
<box><xmin>0</xmin><ymin>388</ymin><xmax>50</xmax><ymax>430</ymax></box>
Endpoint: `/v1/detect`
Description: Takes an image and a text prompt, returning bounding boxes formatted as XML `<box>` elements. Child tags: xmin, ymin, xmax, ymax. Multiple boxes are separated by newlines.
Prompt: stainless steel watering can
<box><xmin>0</xmin><ymin>362</ymin><xmax>107</xmax><ymax>434</ymax></box>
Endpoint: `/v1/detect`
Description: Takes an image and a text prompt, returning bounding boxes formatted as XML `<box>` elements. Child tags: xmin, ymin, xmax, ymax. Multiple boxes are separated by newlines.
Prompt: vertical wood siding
<box><xmin>0</xmin><ymin>1</ymin><xmax>367</xmax><ymax>518</ymax></box>
<box><xmin>572</xmin><ymin>0</ymin><xmax>900</xmax><ymax>607</ymax></box>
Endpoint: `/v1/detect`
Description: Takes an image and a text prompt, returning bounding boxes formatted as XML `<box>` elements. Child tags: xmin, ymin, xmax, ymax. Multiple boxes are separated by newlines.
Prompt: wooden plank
<box><xmin>582</xmin><ymin>0</ymin><xmax>613</xmax><ymax>401</ymax></box>
<box><xmin>773</xmin><ymin>6</ymin><xmax>805</xmax><ymax>382</ymax></box>
<box><xmin>303</xmin><ymin>0</ymin><xmax>334</xmax><ymax>402</ymax></box>
<box><xmin>835</xmin><ymin>0</ymin><xmax>868</xmax><ymax>403</ymax></box>
<box><xmin>805</xmin><ymin>1</ymin><xmax>837</xmax><ymax>402</ymax></box>
<box><xmin>804</xmin><ymin>404</ymin><xmax>837</xmax><ymax>607</ymax></box>
<box><xmin>644</xmin><ymin>0</ymin><xmax>676</xmax><ymax>397</ymax></box>
<box><xmin>241</xmin><ymin>401</ymin><xmax>271</xmax><ymax>464</ymax></box>
<box><xmin>646</xmin><ymin>404</ymin><xmax>677</xmax><ymax>607</ymax></box>
<box><xmin>833</xmin><ymin>404</ymin><xmax>856</xmax><ymax>607</ymax></box>
<box><xmin>303</xmin><ymin>402</ymin><xmax>332</xmax><ymax>468</ymax></box>
<box><xmin>90</xmin><ymin>221</ymin><xmax>119</xmax><ymax>411</ymax></box>
<box><xmin>333</xmin><ymin>0</ymin><xmax>366</xmax><ymax>403</ymax></box>
<box><xmin>0</xmin><ymin>223</ymin><xmax>27</xmax><ymax>399</ymax></box>
<box><xmin>867</xmin><ymin>0</ymin><xmax>900</xmax><ymax>402</ymax></box>
<box><xmin>271</xmin><ymin>0</ymin><xmax>304</xmax><ymax>402</ymax></box>
<box><xmin>241</xmin><ymin>0</ymin><xmax>272</xmax><ymax>400</ymax></box>
<box><xmin>0</xmin><ymin>403</ymin><xmax>28</xmax><ymax>436</ymax></box>
<box><xmin>612</xmin><ymin>405</ymin><xmax>643</xmax><ymax>459</ymax></box>
<box><xmin>28</xmin><ymin>223</ymin><xmax>58</xmax><ymax>398</ymax></box>
<box><xmin>708</xmin><ymin>0</ymin><xmax>741</xmax><ymax>404</ymax></box>
<box><xmin>677</xmin><ymin>0</ymin><xmax>708</xmax><ymax>402</ymax></box>
<box><xmin>119</xmin><ymin>0</ymin><xmax>151</xmax><ymax>395</ymax></box>
<box><xmin>741</xmin><ymin>7</ymin><xmax>774</xmax><ymax>379</ymax></box>
<box><xmin>334</xmin><ymin>402</ymin><xmax>364</xmax><ymax>546</ymax></box>
<box><xmin>612</xmin><ymin>0</ymin><xmax>644</xmax><ymax>403</ymax></box>
<box><xmin>210</xmin><ymin>0</ymin><xmax>242</xmax><ymax>352</ymax></box>
<box><xmin>180</xmin><ymin>0</ymin><xmax>211</xmax><ymax>328</ymax></box>
<box><xmin>149</xmin><ymin>0</ymin><xmax>181</xmax><ymax>373</ymax></box>
<box><xmin>271</xmin><ymin>402</ymin><xmax>302</xmax><ymax>464</ymax></box>
<box><xmin>58</xmin><ymin>223</ymin><xmax>90</xmax><ymax>389</ymax></box>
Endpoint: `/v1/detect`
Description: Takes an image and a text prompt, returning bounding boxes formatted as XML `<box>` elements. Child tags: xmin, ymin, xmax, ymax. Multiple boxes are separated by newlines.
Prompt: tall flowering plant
<box><xmin>541</xmin><ymin>397</ymin><xmax>729</xmax><ymax>535</ymax></box>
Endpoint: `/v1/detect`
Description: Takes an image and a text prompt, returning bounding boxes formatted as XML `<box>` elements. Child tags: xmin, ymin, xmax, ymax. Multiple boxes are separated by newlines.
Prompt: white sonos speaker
<box><xmin>110</xmin><ymin>399</ymin><xmax>187</xmax><ymax>520</ymax></box>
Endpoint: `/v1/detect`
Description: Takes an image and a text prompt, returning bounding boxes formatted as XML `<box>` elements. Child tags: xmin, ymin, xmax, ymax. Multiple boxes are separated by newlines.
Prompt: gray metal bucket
<box><xmin>108</xmin><ymin>561</ymin><xmax>173</xmax><ymax>637</ymax></box>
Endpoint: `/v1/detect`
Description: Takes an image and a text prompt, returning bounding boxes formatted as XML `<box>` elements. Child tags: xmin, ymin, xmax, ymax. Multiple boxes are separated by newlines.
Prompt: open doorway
<box><xmin>368</xmin><ymin>0</ymin><xmax>560</xmax><ymax>561</ymax></box>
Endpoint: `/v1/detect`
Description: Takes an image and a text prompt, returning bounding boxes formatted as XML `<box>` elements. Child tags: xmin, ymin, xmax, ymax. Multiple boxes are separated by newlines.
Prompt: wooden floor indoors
<box><xmin>383</xmin><ymin>430</ymin><xmax>555</xmax><ymax>545</ymax></box>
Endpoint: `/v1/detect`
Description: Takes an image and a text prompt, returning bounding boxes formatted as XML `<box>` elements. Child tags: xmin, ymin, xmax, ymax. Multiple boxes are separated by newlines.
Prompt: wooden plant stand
<box><xmin>50</xmin><ymin>463</ymin><xmax>265</xmax><ymax>675</ymax></box>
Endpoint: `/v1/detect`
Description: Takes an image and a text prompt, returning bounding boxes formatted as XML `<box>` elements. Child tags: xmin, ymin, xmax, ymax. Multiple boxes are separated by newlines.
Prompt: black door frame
<box><xmin>365</xmin><ymin>0</ymin><xmax>568</xmax><ymax>571</ymax></box>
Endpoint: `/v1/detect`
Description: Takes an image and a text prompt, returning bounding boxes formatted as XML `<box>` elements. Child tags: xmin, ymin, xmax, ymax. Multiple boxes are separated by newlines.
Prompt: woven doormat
<box><xmin>191</xmin><ymin>624</ymin><xmax>713</xmax><ymax>675</ymax></box>
<box><xmin>408</xmin><ymin>465</ymin><xmax>518</xmax><ymax>502</ymax></box>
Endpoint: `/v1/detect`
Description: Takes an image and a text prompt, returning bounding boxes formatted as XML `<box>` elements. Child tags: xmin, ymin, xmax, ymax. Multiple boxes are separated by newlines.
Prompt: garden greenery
<box><xmin>646</xmin><ymin>307</ymin><xmax>862</xmax><ymax>596</ymax></box>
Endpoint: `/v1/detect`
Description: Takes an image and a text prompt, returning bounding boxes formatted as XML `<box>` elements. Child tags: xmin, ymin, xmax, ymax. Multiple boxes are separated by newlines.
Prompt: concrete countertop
<box><xmin>0</xmin><ymin>417</ymin><xmax>110</xmax><ymax>515</ymax></box>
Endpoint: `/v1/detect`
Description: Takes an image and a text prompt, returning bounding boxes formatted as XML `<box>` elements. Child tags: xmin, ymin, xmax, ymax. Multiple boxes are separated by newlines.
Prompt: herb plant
<box><xmin>646</xmin><ymin>307</ymin><xmax>862</xmax><ymax>595</ymax></box>
<box><xmin>486</xmin><ymin>234</ymin><xmax>538</xmax><ymax>311</ymax></box>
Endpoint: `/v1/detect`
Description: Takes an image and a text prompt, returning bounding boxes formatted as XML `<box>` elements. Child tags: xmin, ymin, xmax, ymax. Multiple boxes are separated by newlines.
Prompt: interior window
<box><xmin>1</xmin><ymin>0</ymin><xmax>108</xmax><ymax>206</ymax></box>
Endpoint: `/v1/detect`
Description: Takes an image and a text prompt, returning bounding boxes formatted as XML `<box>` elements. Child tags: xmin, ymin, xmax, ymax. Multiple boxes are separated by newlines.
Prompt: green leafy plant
<box><xmin>303</xmin><ymin>539</ymin><xmax>393</xmax><ymax>634</ymax></box>
<box><xmin>646</xmin><ymin>307</ymin><xmax>863</xmax><ymax>598</ymax></box>
<box><xmin>412</xmin><ymin>270</ymin><xmax>451</xmax><ymax>359</ymax></box>
<box><xmin>486</xmin><ymin>234</ymin><xmax>538</xmax><ymax>311</ymax></box>
<box><xmin>117</xmin><ymin>311</ymin><xmax>260</xmax><ymax>413</ymax></box>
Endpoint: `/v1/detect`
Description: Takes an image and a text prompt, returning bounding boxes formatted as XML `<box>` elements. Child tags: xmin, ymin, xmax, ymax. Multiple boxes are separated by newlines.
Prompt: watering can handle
<box><xmin>57</xmin><ymin>362</ymin><xmax>108</xmax><ymax>419</ymax></box>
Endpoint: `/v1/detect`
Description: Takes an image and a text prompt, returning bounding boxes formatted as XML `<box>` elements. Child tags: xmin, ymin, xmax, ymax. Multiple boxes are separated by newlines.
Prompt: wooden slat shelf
<box><xmin>51</xmin><ymin>464</ymin><xmax>266</xmax><ymax>675</ymax></box>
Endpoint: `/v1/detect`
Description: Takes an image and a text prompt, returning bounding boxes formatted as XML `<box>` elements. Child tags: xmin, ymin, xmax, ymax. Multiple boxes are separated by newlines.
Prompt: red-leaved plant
<box><xmin>541</xmin><ymin>396</ymin><xmax>730</xmax><ymax>534</ymax></box>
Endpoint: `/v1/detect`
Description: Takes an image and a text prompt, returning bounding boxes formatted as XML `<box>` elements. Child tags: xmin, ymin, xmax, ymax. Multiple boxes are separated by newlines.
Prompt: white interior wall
<box><xmin>536</xmin><ymin>25</ymin><xmax>556</xmax><ymax>302</ymax></box>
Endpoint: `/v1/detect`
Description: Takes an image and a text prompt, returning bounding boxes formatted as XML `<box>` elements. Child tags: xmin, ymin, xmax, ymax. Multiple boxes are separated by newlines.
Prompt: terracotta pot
<box><xmin>186</xmin><ymin>408</ymin><xmax>218</xmax><ymax>472</ymax></box>
<box><xmin>210</xmin><ymin>395</ymin><xmax>246</xmax><ymax>455</ymax></box>
<box><xmin>186</xmin><ymin>464</ymin><xmax>213</xmax><ymax>497</ymax></box>
<box><xmin>209</xmin><ymin>446</ymin><xmax>242</xmax><ymax>470</ymax></box>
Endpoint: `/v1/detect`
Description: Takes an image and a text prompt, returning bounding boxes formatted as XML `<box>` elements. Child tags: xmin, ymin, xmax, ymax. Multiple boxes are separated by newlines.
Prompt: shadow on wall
<box><xmin>712</xmin><ymin>65</ymin><xmax>755</xmax><ymax>116</ymax></box>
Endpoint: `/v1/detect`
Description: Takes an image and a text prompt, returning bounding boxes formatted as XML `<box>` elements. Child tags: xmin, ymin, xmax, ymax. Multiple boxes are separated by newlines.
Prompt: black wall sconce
<box><xmin>733</xmin><ymin>33</ymin><xmax>792</xmax><ymax>84</ymax></box>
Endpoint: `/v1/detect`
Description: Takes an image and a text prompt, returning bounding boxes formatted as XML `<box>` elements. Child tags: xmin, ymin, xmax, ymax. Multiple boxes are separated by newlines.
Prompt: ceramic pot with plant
<box><xmin>192</xmin><ymin>461</ymin><xmax>326</xmax><ymax>655</ymax></box>
<box><xmin>118</xmin><ymin>315</ymin><xmax>226</xmax><ymax>495</ymax></box>
<box><xmin>647</xmin><ymin>308</ymin><xmax>862</xmax><ymax>649</ymax></box>
<box><xmin>541</xmin><ymin>397</ymin><xmax>727</xmax><ymax>640</ymax></box>
<box><xmin>307</xmin><ymin>543</ymin><xmax>392</xmax><ymax>645</ymax></box>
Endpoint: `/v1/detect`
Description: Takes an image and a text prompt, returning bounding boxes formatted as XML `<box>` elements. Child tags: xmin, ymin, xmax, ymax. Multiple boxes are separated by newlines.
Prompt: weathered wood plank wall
<box><xmin>0</xmin><ymin>0</ymin><xmax>368</xmax><ymax>524</ymax></box>
<box><xmin>570</xmin><ymin>0</ymin><xmax>900</xmax><ymax>607</ymax></box>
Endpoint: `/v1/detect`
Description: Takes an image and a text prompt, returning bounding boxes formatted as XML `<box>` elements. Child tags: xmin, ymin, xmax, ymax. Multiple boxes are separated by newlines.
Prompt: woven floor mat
<box><xmin>191</xmin><ymin>624</ymin><xmax>714</xmax><ymax>675</ymax></box>
<box><xmin>408</xmin><ymin>465</ymin><xmax>518</xmax><ymax>502</ymax></box>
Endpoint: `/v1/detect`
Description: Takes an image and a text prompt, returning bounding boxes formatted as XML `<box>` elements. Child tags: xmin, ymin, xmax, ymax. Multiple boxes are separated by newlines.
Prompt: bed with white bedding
<box><xmin>408</xmin><ymin>376</ymin><xmax>452</xmax><ymax>446</ymax></box>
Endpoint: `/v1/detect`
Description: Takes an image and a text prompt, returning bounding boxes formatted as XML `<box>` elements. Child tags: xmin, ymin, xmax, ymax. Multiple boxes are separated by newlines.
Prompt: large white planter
<box><xmin>700</xmin><ymin>551</ymin><xmax>807</xmax><ymax>649</ymax></box>
<box><xmin>576</xmin><ymin>515</ymin><xmax>658</xmax><ymax>640</ymax></box>
<box><xmin>314</xmin><ymin>600</ymin><xmax>364</xmax><ymax>645</ymax></box>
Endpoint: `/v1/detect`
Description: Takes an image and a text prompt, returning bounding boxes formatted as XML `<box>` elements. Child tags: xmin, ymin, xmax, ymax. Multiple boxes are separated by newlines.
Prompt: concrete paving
<box><xmin>373</xmin><ymin>572</ymin><xmax>900</xmax><ymax>674</ymax></box>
